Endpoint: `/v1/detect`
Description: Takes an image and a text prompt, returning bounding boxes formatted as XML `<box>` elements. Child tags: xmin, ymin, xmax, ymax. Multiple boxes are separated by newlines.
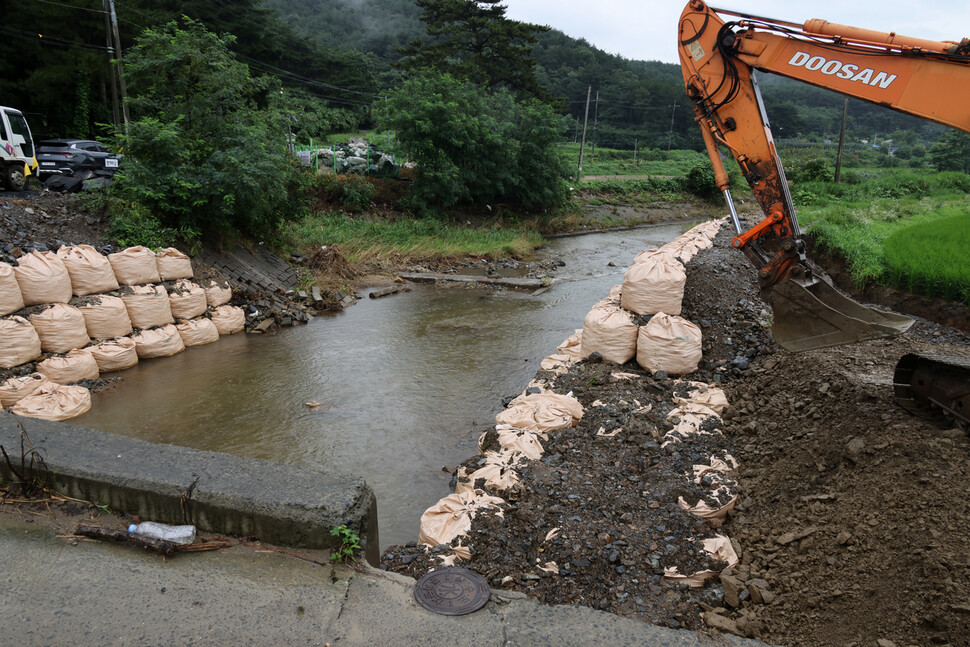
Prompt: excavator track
<box><xmin>893</xmin><ymin>354</ymin><xmax>970</xmax><ymax>430</ymax></box>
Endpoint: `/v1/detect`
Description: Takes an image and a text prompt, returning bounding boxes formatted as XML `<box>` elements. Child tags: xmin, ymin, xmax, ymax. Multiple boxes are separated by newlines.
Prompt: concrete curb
<box><xmin>0</xmin><ymin>411</ymin><xmax>379</xmax><ymax>562</ymax></box>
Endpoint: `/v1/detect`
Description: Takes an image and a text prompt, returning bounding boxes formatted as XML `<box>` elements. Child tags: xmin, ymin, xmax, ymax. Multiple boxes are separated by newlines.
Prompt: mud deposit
<box><xmin>382</xmin><ymin>228</ymin><xmax>970</xmax><ymax>646</ymax></box>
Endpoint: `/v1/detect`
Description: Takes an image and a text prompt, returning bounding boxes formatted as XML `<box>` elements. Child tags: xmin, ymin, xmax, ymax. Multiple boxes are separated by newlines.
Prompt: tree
<box><xmin>398</xmin><ymin>0</ymin><xmax>549</xmax><ymax>100</ymax></box>
<box><xmin>381</xmin><ymin>71</ymin><xmax>568</xmax><ymax>209</ymax></box>
<box><xmin>928</xmin><ymin>129</ymin><xmax>970</xmax><ymax>173</ymax></box>
<box><xmin>114</xmin><ymin>19</ymin><xmax>306</xmax><ymax>243</ymax></box>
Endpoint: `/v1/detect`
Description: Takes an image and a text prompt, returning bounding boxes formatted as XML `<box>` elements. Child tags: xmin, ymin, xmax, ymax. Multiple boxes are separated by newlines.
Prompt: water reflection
<box><xmin>74</xmin><ymin>222</ymin><xmax>687</xmax><ymax>547</ymax></box>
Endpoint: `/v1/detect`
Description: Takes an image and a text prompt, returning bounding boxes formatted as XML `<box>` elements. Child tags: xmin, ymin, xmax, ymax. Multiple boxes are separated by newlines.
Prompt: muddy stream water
<box><xmin>74</xmin><ymin>223</ymin><xmax>686</xmax><ymax>548</ymax></box>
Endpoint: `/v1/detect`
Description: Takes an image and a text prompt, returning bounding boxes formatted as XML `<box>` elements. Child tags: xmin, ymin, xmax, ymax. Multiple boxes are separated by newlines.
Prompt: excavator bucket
<box><xmin>766</xmin><ymin>277</ymin><xmax>914</xmax><ymax>352</ymax></box>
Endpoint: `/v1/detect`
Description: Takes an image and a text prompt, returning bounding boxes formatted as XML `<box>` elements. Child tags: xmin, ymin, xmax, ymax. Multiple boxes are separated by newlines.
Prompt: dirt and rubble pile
<box><xmin>382</xmin><ymin>221</ymin><xmax>970</xmax><ymax>646</ymax></box>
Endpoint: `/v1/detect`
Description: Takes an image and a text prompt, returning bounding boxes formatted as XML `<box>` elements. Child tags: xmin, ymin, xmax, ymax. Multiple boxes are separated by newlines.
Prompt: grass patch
<box><xmin>795</xmin><ymin>169</ymin><xmax>970</xmax><ymax>304</ymax></box>
<box><xmin>558</xmin><ymin>143</ymin><xmax>708</xmax><ymax>177</ymax></box>
<box><xmin>286</xmin><ymin>211</ymin><xmax>543</xmax><ymax>264</ymax></box>
<box><xmin>884</xmin><ymin>214</ymin><xmax>970</xmax><ymax>305</ymax></box>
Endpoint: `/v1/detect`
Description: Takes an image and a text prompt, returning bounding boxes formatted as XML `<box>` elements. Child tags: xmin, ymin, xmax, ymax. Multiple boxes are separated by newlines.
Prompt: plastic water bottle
<box><xmin>128</xmin><ymin>521</ymin><xmax>196</xmax><ymax>545</ymax></box>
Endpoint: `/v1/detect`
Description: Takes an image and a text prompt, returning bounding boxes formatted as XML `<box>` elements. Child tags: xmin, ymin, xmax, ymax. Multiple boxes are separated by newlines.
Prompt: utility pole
<box><xmin>633</xmin><ymin>138</ymin><xmax>638</xmax><ymax>165</ymax></box>
<box><xmin>106</xmin><ymin>0</ymin><xmax>129</xmax><ymax>133</ymax></box>
<box><xmin>591</xmin><ymin>90</ymin><xmax>599</xmax><ymax>157</ymax></box>
<box><xmin>102</xmin><ymin>0</ymin><xmax>120</xmax><ymax>129</ymax></box>
<box><xmin>667</xmin><ymin>101</ymin><xmax>679</xmax><ymax>151</ymax></box>
<box><xmin>577</xmin><ymin>86</ymin><xmax>591</xmax><ymax>181</ymax></box>
<box><xmin>835</xmin><ymin>98</ymin><xmax>849</xmax><ymax>183</ymax></box>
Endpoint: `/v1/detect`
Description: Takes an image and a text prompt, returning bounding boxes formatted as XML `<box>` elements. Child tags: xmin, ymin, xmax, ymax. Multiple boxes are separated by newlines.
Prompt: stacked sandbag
<box><xmin>0</xmin><ymin>373</ymin><xmax>48</xmax><ymax>408</ymax></box>
<box><xmin>210</xmin><ymin>305</ymin><xmax>245</xmax><ymax>335</ymax></box>
<box><xmin>132</xmin><ymin>324</ymin><xmax>185</xmax><ymax>359</ymax></box>
<box><xmin>108</xmin><ymin>246</ymin><xmax>161</xmax><ymax>286</ymax></box>
<box><xmin>28</xmin><ymin>304</ymin><xmax>90</xmax><ymax>354</ymax></box>
<box><xmin>57</xmin><ymin>245</ymin><xmax>119</xmax><ymax>296</ymax></box>
<box><xmin>15</xmin><ymin>251</ymin><xmax>72</xmax><ymax>305</ymax></box>
<box><xmin>122</xmin><ymin>284</ymin><xmax>174</xmax><ymax>329</ymax></box>
<box><xmin>620</xmin><ymin>256</ymin><xmax>687</xmax><ymax>316</ymax></box>
<box><xmin>177</xmin><ymin>317</ymin><xmax>220</xmax><ymax>346</ymax></box>
<box><xmin>37</xmin><ymin>348</ymin><xmax>100</xmax><ymax>384</ymax></box>
<box><xmin>11</xmin><ymin>383</ymin><xmax>91</xmax><ymax>421</ymax></box>
<box><xmin>89</xmin><ymin>337</ymin><xmax>139</xmax><ymax>372</ymax></box>
<box><xmin>581</xmin><ymin>301</ymin><xmax>639</xmax><ymax>364</ymax></box>
<box><xmin>168</xmin><ymin>280</ymin><xmax>207</xmax><ymax>320</ymax></box>
<box><xmin>495</xmin><ymin>392</ymin><xmax>584</xmax><ymax>432</ymax></box>
<box><xmin>204</xmin><ymin>281</ymin><xmax>232</xmax><ymax>307</ymax></box>
<box><xmin>156</xmin><ymin>248</ymin><xmax>193</xmax><ymax>281</ymax></box>
<box><xmin>418</xmin><ymin>487</ymin><xmax>505</xmax><ymax>547</ymax></box>
<box><xmin>636</xmin><ymin>312</ymin><xmax>702</xmax><ymax>375</ymax></box>
<box><xmin>633</xmin><ymin>248</ymin><xmax>680</xmax><ymax>266</ymax></box>
<box><xmin>77</xmin><ymin>295</ymin><xmax>133</xmax><ymax>339</ymax></box>
<box><xmin>0</xmin><ymin>316</ymin><xmax>42</xmax><ymax>369</ymax></box>
<box><xmin>0</xmin><ymin>263</ymin><xmax>25</xmax><ymax>316</ymax></box>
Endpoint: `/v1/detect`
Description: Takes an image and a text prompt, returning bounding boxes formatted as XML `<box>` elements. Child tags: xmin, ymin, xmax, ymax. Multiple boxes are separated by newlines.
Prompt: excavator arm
<box><xmin>677</xmin><ymin>0</ymin><xmax>970</xmax><ymax>351</ymax></box>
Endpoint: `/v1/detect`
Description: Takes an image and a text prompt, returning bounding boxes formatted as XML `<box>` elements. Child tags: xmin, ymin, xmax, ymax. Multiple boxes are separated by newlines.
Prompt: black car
<box><xmin>35</xmin><ymin>139</ymin><xmax>121</xmax><ymax>179</ymax></box>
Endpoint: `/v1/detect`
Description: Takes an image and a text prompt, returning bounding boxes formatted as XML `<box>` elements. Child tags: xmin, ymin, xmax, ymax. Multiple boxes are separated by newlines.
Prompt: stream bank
<box><xmin>381</xmin><ymin>226</ymin><xmax>970</xmax><ymax>646</ymax></box>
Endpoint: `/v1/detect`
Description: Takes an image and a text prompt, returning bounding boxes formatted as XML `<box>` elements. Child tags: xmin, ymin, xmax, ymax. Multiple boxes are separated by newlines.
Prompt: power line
<box><xmin>0</xmin><ymin>25</ymin><xmax>110</xmax><ymax>53</ymax></box>
<box><xmin>34</xmin><ymin>0</ymin><xmax>106</xmax><ymax>14</ymax></box>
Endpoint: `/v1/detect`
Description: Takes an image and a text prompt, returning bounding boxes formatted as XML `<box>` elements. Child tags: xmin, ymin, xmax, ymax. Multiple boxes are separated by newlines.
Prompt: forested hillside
<box><xmin>1</xmin><ymin>0</ymin><xmax>947</xmax><ymax>151</ymax></box>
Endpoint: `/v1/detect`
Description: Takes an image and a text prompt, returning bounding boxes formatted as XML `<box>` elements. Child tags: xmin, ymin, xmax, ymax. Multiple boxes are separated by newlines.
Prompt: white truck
<box><xmin>0</xmin><ymin>106</ymin><xmax>38</xmax><ymax>191</ymax></box>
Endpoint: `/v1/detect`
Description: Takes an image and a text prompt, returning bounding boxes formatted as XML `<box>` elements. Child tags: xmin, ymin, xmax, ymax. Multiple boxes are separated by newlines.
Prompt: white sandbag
<box><xmin>177</xmin><ymin>317</ymin><xmax>220</xmax><ymax>346</ymax></box>
<box><xmin>108</xmin><ymin>246</ymin><xmax>161</xmax><ymax>286</ymax></box>
<box><xmin>636</xmin><ymin>312</ymin><xmax>703</xmax><ymax>376</ymax></box>
<box><xmin>29</xmin><ymin>304</ymin><xmax>90</xmax><ymax>354</ymax></box>
<box><xmin>122</xmin><ymin>284</ymin><xmax>174</xmax><ymax>329</ymax></box>
<box><xmin>581</xmin><ymin>303</ymin><xmax>638</xmax><ymax>364</ymax></box>
<box><xmin>210</xmin><ymin>305</ymin><xmax>245</xmax><ymax>335</ymax></box>
<box><xmin>168</xmin><ymin>280</ymin><xmax>207</xmax><ymax>320</ymax></box>
<box><xmin>155</xmin><ymin>247</ymin><xmax>193</xmax><ymax>281</ymax></box>
<box><xmin>132</xmin><ymin>324</ymin><xmax>185</xmax><ymax>359</ymax></box>
<box><xmin>493</xmin><ymin>424</ymin><xmax>545</xmax><ymax>460</ymax></box>
<box><xmin>89</xmin><ymin>337</ymin><xmax>139</xmax><ymax>372</ymax></box>
<box><xmin>11</xmin><ymin>383</ymin><xmax>91</xmax><ymax>421</ymax></box>
<box><xmin>0</xmin><ymin>316</ymin><xmax>42</xmax><ymax>369</ymax></box>
<box><xmin>620</xmin><ymin>257</ymin><xmax>686</xmax><ymax>316</ymax></box>
<box><xmin>633</xmin><ymin>248</ymin><xmax>681</xmax><ymax>265</ymax></box>
<box><xmin>37</xmin><ymin>348</ymin><xmax>100</xmax><ymax>384</ymax></box>
<box><xmin>205</xmin><ymin>281</ymin><xmax>232</xmax><ymax>307</ymax></box>
<box><xmin>78</xmin><ymin>295</ymin><xmax>133</xmax><ymax>339</ymax></box>
<box><xmin>418</xmin><ymin>489</ymin><xmax>505</xmax><ymax>547</ymax></box>
<box><xmin>556</xmin><ymin>329</ymin><xmax>583</xmax><ymax>360</ymax></box>
<box><xmin>0</xmin><ymin>263</ymin><xmax>25</xmax><ymax>316</ymax></box>
<box><xmin>468</xmin><ymin>450</ymin><xmax>525</xmax><ymax>491</ymax></box>
<box><xmin>57</xmin><ymin>245</ymin><xmax>119</xmax><ymax>296</ymax></box>
<box><xmin>14</xmin><ymin>251</ymin><xmax>73</xmax><ymax>305</ymax></box>
<box><xmin>673</xmin><ymin>381</ymin><xmax>730</xmax><ymax>415</ymax></box>
<box><xmin>0</xmin><ymin>373</ymin><xmax>48</xmax><ymax>408</ymax></box>
<box><xmin>495</xmin><ymin>392</ymin><xmax>584</xmax><ymax>432</ymax></box>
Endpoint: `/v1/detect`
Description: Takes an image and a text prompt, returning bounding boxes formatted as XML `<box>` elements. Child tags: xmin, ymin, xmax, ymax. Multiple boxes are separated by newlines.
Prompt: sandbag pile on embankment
<box><xmin>0</xmin><ymin>245</ymin><xmax>241</xmax><ymax>422</ymax></box>
<box><xmin>381</xmin><ymin>219</ymin><xmax>774</xmax><ymax>638</ymax></box>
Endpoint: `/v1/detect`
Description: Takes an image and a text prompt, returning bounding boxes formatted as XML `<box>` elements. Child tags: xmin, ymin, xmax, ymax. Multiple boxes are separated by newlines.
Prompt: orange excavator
<box><xmin>678</xmin><ymin>1</ymin><xmax>969</xmax><ymax>427</ymax></box>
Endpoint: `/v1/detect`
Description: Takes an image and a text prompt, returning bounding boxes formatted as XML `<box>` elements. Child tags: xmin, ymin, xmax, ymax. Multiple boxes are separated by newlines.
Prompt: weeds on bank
<box><xmin>0</xmin><ymin>424</ymin><xmax>54</xmax><ymax>497</ymax></box>
<box><xmin>330</xmin><ymin>525</ymin><xmax>362</xmax><ymax>563</ymax></box>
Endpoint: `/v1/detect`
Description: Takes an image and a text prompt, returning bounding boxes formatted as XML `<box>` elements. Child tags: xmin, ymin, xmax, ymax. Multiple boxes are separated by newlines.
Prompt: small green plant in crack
<box><xmin>586</xmin><ymin>376</ymin><xmax>599</xmax><ymax>387</ymax></box>
<box><xmin>330</xmin><ymin>525</ymin><xmax>361</xmax><ymax>563</ymax></box>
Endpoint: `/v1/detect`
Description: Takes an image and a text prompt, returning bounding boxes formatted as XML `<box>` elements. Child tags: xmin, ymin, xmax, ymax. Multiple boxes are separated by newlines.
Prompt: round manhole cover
<box><xmin>413</xmin><ymin>568</ymin><xmax>490</xmax><ymax>616</ymax></box>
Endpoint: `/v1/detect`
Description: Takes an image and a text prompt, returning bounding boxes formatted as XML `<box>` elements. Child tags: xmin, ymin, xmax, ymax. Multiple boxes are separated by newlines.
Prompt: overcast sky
<box><xmin>503</xmin><ymin>1</ymin><xmax>969</xmax><ymax>64</ymax></box>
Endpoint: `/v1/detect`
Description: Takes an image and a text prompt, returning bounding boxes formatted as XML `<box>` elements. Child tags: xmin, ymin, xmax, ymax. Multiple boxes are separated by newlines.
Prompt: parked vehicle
<box><xmin>35</xmin><ymin>139</ymin><xmax>121</xmax><ymax>180</ymax></box>
<box><xmin>0</xmin><ymin>106</ymin><xmax>38</xmax><ymax>191</ymax></box>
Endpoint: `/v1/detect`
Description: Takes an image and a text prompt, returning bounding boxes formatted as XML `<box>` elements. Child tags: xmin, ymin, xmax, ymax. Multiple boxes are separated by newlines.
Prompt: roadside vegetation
<box><xmin>792</xmin><ymin>167</ymin><xmax>970</xmax><ymax>306</ymax></box>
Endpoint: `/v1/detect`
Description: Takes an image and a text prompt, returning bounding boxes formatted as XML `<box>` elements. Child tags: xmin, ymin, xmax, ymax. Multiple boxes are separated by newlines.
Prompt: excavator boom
<box><xmin>677</xmin><ymin>1</ymin><xmax>970</xmax><ymax>351</ymax></box>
